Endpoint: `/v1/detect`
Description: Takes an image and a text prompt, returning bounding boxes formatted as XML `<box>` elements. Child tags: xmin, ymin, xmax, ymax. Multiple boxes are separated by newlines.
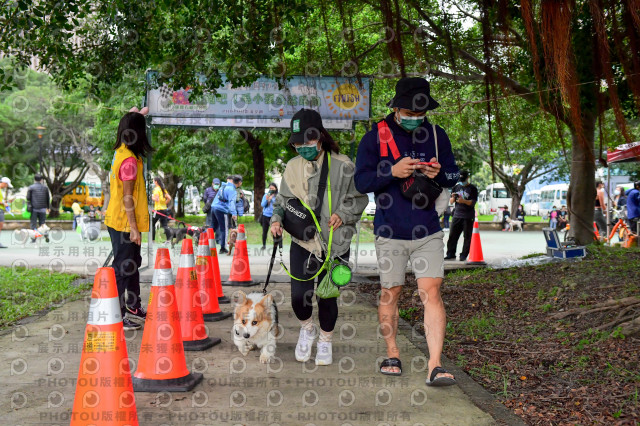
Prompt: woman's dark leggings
<box><xmin>152</xmin><ymin>209</ymin><xmax>170</xmax><ymax>241</ymax></box>
<box><xmin>260</xmin><ymin>214</ymin><xmax>272</xmax><ymax>247</ymax></box>
<box><xmin>107</xmin><ymin>226</ymin><xmax>142</xmax><ymax>318</ymax></box>
<box><xmin>289</xmin><ymin>241</ymin><xmax>349</xmax><ymax>333</ymax></box>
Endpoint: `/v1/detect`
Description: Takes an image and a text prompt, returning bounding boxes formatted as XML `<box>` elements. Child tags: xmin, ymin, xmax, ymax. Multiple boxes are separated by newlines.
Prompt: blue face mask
<box><xmin>296</xmin><ymin>145</ymin><xmax>319</xmax><ymax>161</ymax></box>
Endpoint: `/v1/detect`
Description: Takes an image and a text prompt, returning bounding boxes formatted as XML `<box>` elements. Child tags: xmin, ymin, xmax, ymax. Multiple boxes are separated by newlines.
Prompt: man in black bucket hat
<box><xmin>354</xmin><ymin>77</ymin><xmax>460</xmax><ymax>386</ymax></box>
<box><xmin>386</xmin><ymin>77</ymin><xmax>440</xmax><ymax>112</ymax></box>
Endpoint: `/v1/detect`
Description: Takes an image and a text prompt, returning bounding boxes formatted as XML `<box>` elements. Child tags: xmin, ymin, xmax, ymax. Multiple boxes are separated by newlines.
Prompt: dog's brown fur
<box><xmin>227</xmin><ymin>227</ymin><xmax>238</xmax><ymax>256</ymax></box>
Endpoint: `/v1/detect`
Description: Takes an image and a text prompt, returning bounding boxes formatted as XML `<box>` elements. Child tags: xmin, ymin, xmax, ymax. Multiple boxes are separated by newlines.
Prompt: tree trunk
<box><xmin>162</xmin><ymin>172</ymin><xmax>181</xmax><ymax>214</ymax></box>
<box><xmin>177</xmin><ymin>186</ymin><xmax>185</xmax><ymax>217</ymax></box>
<box><xmin>49</xmin><ymin>189</ymin><xmax>62</xmax><ymax>218</ymax></box>
<box><xmin>511</xmin><ymin>192</ymin><xmax>523</xmax><ymax>217</ymax></box>
<box><xmin>568</xmin><ymin>114</ymin><xmax>597</xmax><ymax>245</ymax></box>
<box><xmin>241</xmin><ymin>131</ymin><xmax>265</xmax><ymax>221</ymax></box>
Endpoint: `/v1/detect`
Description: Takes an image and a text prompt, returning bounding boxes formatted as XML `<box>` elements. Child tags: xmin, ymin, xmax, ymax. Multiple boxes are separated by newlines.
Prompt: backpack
<box><xmin>242</xmin><ymin>196</ymin><xmax>250</xmax><ymax>214</ymax></box>
<box><xmin>217</xmin><ymin>182</ymin><xmax>228</xmax><ymax>203</ymax></box>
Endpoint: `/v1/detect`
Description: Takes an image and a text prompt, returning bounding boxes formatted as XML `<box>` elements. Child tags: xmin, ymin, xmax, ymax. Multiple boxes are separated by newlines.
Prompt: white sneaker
<box><xmin>315</xmin><ymin>341</ymin><xmax>332</xmax><ymax>365</ymax></box>
<box><xmin>295</xmin><ymin>326</ymin><xmax>317</xmax><ymax>362</ymax></box>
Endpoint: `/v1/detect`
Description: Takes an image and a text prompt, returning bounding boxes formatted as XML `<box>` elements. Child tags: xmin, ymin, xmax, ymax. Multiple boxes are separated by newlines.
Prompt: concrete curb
<box><xmin>354</xmin><ymin>282</ymin><xmax>527</xmax><ymax>426</ymax></box>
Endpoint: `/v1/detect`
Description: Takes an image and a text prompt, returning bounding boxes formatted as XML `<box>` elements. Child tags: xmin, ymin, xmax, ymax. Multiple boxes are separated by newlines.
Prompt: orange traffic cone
<box><xmin>132</xmin><ymin>248</ymin><xmax>203</xmax><ymax>392</ymax></box>
<box><xmin>174</xmin><ymin>241</ymin><xmax>221</xmax><ymax>349</ymax></box>
<box><xmin>197</xmin><ymin>233</ymin><xmax>232</xmax><ymax>321</ymax></box>
<box><xmin>224</xmin><ymin>224</ymin><xmax>257</xmax><ymax>286</ymax></box>
<box><xmin>466</xmin><ymin>220</ymin><xmax>487</xmax><ymax>265</ymax></box>
<box><xmin>71</xmin><ymin>267</ymin><xmax>138</xmax><ymax>425</ymax></box>
<box><xmin>206</xmin><ymin>228</ymin><xmax>231</xmax><ymax>303</ymax></box>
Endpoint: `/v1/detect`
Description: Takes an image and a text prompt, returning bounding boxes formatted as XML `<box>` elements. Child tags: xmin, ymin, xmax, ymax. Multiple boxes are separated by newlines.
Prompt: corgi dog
<box><xmin>232</xmin><ymin>291</ymin><xmax>279</xmax><ymax>364</ymax></box>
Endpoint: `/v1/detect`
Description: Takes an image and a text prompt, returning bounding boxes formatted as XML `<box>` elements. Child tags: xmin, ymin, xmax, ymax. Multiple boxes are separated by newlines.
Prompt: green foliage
<box><xmin>455</xmin><ymin>313</ymin><xmax>504</xmax><ymax>341</ymax></box>
<box><xmin>399</xmin><ymin>307</ymin><xmax>419</xmax><ymax>321</ymax></box>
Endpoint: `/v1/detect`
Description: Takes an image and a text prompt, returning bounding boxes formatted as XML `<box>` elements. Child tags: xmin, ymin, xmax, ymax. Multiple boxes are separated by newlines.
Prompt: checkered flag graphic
<box><xmin>159</xmin><ymin>84</ymin><xmax>172</xmax><ymax>100</ymax></box>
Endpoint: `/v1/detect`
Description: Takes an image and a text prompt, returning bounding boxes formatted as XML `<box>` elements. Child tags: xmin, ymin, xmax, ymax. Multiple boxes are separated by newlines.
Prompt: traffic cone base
<box><xmin>203</xmin><ymin>311</ymin><xmax>232</xmax><ymax>322</ymax></box>
<box><xmin>223</xmin><ymin>279</ymin><xmax>258</xmax><ymax>286</ymax></box>
<box><xmin>132</xmin><ymin>372</ymin><xmax>203</xmax><ymax>393</ymax></box>
<box><xmin>183</xmin><ymin>336</ymin><xmax>221</xmax><ymax>350</ymax></box>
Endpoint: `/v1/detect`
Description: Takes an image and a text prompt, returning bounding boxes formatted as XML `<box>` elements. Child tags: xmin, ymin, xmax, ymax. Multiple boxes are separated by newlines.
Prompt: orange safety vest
<box><xmin>104</xmin><ymin>145</ymin><xmax>150</xmax><ymax>233</ymax></box>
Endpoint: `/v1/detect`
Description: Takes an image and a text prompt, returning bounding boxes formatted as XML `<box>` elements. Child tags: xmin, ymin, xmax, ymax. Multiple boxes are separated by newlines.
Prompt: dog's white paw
<box><xmin>260</xmin><ymin>353</ymin><xmax>274</xmax><ymax>364</ymax></box>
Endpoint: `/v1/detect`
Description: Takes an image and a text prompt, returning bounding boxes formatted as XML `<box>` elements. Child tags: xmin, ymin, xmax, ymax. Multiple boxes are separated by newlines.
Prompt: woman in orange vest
<box><xmin>104</xmin><ymin>107</ymin><xmax>152</xmax><ymax>330</ymax></box>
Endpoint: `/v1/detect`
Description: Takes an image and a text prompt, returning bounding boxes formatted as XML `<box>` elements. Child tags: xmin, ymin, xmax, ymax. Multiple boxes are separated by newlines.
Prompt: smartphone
<box><xmin>416</xmin><ymin>161</ymin><xmax>438</xmax><ymax>166</ymax></box>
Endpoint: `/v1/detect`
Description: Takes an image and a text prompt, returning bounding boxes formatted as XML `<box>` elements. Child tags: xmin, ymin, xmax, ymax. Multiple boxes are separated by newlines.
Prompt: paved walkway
<box><xmin>0</xmin><ymin>229</ymin><xmax>548</xmax><ymax>276</ymax></box>
<box><xmin>1</xmin><ymin>278</ymin><xmax>501</xmax><ymax>425</ymax></box>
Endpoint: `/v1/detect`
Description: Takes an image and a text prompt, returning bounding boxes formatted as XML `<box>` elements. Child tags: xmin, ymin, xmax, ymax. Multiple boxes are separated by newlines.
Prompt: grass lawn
<box><xmin>0</xmin><ymin>267</ymin><xmax>92</xmax><ymax>328</ymax></box>
<box><xmin>477</xmin><ymin>214</ymin><xmax>545</xmax><ymax>222</ymax></box>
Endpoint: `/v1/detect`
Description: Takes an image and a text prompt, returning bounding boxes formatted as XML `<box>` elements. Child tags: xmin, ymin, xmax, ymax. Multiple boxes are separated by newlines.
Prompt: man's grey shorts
<box><xmin>375</xmin><ymin>231</ymin><xmax>445</xmax><ymax>288</ymax></box>
<box><xmin>0</xmin><ymin>209</ymin><xmax>4</xmax><ymax>222</ymax></box>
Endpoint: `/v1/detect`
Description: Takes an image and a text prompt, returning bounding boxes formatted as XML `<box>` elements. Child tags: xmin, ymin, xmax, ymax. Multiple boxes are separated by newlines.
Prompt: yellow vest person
<box><xmin>105</xmin><ymin>145</ymin><xmax>150</xmax><ymax>233</ymax></box>
<box><xmin>105</xmin><ymin>109</ymin><xmax>153</xmax><ymax>331</ymax></box>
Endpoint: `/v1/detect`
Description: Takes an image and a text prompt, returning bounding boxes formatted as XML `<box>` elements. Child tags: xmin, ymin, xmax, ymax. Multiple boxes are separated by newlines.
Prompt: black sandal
<box><xmin>426</xmin><ymin>366</ymin><xmax>457</xmax><ymax>387</ymax></box>
<box><xmin>379</xmin><ymin>358</ymin><xmax>402</xmax><ymax>376</ymax></box>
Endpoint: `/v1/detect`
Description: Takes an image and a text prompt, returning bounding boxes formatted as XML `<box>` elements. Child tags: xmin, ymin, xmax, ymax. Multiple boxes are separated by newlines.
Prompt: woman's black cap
<box><xmin>288</xmin><ymin>109</ymin><xmax>324</xmax><ymax>145</ymax></box>
<box><xmin>387</xmin><ymin>77</ymin><xmax>440</xmax><ymax>112</ymax></box>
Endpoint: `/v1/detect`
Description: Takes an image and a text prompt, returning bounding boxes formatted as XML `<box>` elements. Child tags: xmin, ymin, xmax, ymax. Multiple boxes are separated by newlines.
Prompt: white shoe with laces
<box><xmin>315</xmin><ymin>341</ymin><xmax>332</xmax><ymax>365</ymax></box>
<box><xmin>295</xmin><ymin>326</ymin><xmax>317</xmax><ymax>362</ymax></box>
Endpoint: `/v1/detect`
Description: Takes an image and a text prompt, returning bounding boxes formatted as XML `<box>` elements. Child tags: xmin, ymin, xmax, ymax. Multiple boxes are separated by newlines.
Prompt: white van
<box><xmin>477</xmin><ymin>183</ymin><xmax>512</xmax><ymax>215</ymax></box>
<box><xmin>538</xmin><ymin>184</ymin><xmax>568</xmax><ymax>217</ymax></box>
<box><xmin>523</xmin><ymin>190</ymin><xmax>541</xmax><ymax>216</ymax></box>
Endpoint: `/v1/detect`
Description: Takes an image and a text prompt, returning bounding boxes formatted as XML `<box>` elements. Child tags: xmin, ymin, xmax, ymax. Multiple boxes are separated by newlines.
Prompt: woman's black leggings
<box><xmin>152</xmin><ymin>209</ymin><xmax>170</xmax><ymax>241</ymax></box>
<box><xmin>260</xmin><ymin>214</ymin><xmax>272</xmax><ymax>247</ymax></box>
<box><xmin>289</xmin><ymin>241</ymin><xmax>349</xmax><ymax>333</ymax></box>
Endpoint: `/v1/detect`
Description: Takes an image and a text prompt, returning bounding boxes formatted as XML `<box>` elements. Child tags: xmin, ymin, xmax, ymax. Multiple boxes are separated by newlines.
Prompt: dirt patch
<box><xmin>358</xmin><ymin>246</ymin><xmax>640</xmax><ymax>425</ymax></box>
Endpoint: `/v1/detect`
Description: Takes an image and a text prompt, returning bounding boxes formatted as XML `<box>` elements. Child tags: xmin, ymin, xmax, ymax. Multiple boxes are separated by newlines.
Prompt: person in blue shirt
<box><xmin>212</xmin><ymin>175</ymin><xmax>242</xmax><ymax>254</ymax></box>
<box><xmin>260</xmin><ymin>182</ymin><xmax>278</xmax><ymax>250</ymax></box>
<box><xmin>354</xmin><ymin>77</ymin><xmax>459</xmax><ymax>386</ymax></box>
<box><xmin>626</xmin><ymin>182</ymin><xmax>640</xmax><ymax>234</ymax></box>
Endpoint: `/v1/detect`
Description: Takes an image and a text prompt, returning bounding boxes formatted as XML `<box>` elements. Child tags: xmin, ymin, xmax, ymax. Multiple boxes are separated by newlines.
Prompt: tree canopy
<box><xmin>2</xmin><ymin>0</ymin><xmax>639</xmax><ymax>242</ymax></box>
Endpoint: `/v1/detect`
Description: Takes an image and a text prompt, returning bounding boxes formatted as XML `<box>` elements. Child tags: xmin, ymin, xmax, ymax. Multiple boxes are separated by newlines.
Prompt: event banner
<box><xmin>146</xmin><ymin>74</ymin><xmax>370</xmax><ymax>130</ymax></box>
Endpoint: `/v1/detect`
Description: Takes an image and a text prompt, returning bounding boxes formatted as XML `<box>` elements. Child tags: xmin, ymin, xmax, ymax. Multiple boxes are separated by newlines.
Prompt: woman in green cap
<box><xmin>270</xmin><ymin>108</ymin><xmax>368</xmax><ymax>366</ymax></box>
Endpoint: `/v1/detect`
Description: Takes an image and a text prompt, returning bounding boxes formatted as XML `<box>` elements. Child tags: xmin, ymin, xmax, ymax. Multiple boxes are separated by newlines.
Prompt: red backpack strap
<box><xmin>377</xmin><ymin>121</ymin><xmax>401</xmax><ymax>160</ymax></box>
